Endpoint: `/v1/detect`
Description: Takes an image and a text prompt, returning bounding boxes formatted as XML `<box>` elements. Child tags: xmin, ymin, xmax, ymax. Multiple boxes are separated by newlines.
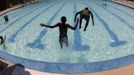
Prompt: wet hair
<box><xmin>61</xmin><ymin>16</ymin><xmax>66</xmax><ymax>23</ymax></box>
<box><xmin>85</xmin><ymin>7</ymin><xmax>89</xmax><ymax>10</ymax></box>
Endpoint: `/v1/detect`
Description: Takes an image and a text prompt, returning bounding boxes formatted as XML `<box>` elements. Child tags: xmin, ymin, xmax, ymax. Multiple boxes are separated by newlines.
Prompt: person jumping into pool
<box><xmin>40</xmin><ymin>16</ymin><xmax>79</xmax><ymax>48</ymax></box>
<box><xmin>74</xmin><ymin>7</ymin><xmax>94</xmax><ymax>31</ymax></box>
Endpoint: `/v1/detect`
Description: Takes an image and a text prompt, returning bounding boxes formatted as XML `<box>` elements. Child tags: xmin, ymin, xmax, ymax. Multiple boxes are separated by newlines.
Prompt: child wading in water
<box><xmin>40</xmin><ymin>16</ymin><xmax>79</xmax><ymax>48</ymax></box>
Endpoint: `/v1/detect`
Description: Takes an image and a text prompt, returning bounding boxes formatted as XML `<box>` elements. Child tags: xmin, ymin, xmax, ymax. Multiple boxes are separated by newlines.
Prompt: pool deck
<box><xmin>0</xmin><ymin>0</ymin><xmax>41</xmax><ymax>16</ymax></box>
<box><xmin>112</xmin><ymin>0</ymin><xmax>134</xmax><ymax>8</ymax></box>
<box><xmin>0</xmin><ymin>5</ymin><xmax>23</xmax><ymax>16</ymax></box>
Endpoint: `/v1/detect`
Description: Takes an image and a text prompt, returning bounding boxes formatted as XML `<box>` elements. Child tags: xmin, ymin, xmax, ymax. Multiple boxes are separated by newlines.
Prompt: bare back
<box><xmin>57</xmin><ymin>23</ymin><xmax>69</xmax><ymax>38</ymax></box>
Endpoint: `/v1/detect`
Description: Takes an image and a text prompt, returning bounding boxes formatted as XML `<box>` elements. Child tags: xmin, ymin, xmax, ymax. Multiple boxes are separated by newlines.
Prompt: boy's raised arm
<box><xmin>40</xmin><ymin>23</ymin><xmax>59</xmax><ymax>28</ymax></box>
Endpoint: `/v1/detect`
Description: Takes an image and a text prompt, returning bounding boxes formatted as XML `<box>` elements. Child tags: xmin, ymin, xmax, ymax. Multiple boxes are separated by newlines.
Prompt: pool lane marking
<box><xmin>83</xmin><ymin>1</ymin><xmax>127</xmax><ymax>47</ymax></box>
<box><xmin>73</xmin><ymin>0</ymin><xmax>89</xmax><ymax>63</ymax></box>
<box><xmin>0</xmin><ymin>4</ymin><xmax>36</xmax><ymax>22</ymax></box>
<box><xmin>0</xmin><ymin>2</ymin><xmax>47</xmax><ymax>32</ymax></box>
<box><xmin>0</xmin><ymin>2</ymin><xmax>49</xmax><ymax>34</ymax></box>
<box><xmin>8</xmin><ymin>0</ymin><xmax>45</xmax><ymax>16</ymax></box>
<box><xmin>0</xmin><ymin>5</ymin><xmax>39</xmax><ymax>25</ymax></box>
<box><xmin>1</xmin><ymin>42</ymin><xmax>134</xmax><ymax>73</ymax></box>
<box><xmin>9</xmin><ymin>0</ymin><xmax>48</xmax><ymax>18</ymax></box>
<box><xmin>92</xmin><ymin>1</ymin><xmax>134</xmax><ymax>30</ymax></box>
<box><xmin>73</xmin><ymin>0</ymin><xmax>89</xmax><ymax>51</ymax></box>
<box><xmin>108</xmin><ymin>2</ymin><xmax>134</xmax><ymax>18</ymax></box>
<box><xmin>8</xmin><ymin>4</ymin><xmax>56</xmax><ymax>43</ymax></box>
<box><xmin>0</xmin><ymin>0</ymin><xmax>44</xmax><ymax>17</ymax></box>
<box><xmin>26</xmin><ymin>0</ymin><xmax>67</xmax><ymax>49</ymax></box>
<box><xmin>0</xmin><ymin>1</ymin><xmax>46</xmax><ymax>25</ymax></box>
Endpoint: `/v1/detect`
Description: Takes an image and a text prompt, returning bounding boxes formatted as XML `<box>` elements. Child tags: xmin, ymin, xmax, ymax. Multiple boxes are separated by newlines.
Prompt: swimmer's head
<box><xmin>61</xmin><ymin>16</ymin><xmax>66</xmax><ymax>23</ymax></box>
<box><xmin>85</xmin><ymin>7</ymin><xmax>89</xmax><ymax>10</ymax></box>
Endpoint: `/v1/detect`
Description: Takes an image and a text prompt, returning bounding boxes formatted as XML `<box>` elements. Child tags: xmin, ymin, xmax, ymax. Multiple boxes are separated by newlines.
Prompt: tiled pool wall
<box><xmin>1</xmin><ymin>50</ymin><xmax>134</xmax><ymax>73</ymax></box>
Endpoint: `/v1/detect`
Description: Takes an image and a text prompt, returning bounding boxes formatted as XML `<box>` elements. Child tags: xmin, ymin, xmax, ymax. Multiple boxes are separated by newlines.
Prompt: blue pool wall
<box><xmin>1</xmin><ymin>50</ymin><xmax>134</xmax><ymax>74</ymax></box>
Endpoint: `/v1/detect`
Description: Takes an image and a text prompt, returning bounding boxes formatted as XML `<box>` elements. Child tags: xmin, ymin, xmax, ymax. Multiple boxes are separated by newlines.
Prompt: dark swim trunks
<box><xmin>60</xmin><ymin>37</ymin><xmax>68</xmax><ymax>43</ymax></box>
<box><xmin>80</xmin><ymin>13</ymin><xmax>89</xmax><ymax>19</ymax></box>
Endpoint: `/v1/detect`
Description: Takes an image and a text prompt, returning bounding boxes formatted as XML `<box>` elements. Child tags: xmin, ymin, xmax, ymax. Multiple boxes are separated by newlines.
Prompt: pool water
<box><xmin>0</xmin><ymin>0</ymin><xmax>134</xmax><ymax>73</ymax></box>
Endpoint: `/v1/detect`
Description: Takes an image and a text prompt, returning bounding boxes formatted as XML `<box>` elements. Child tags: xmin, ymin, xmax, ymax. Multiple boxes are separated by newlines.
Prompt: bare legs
<box><xmin>84</xmin><ymin>17</ymin><xmax>89</xmax><ymax>31</ymax></box>
<box><xmin>79</xmin><ymin>18</ymin><xmax>82</xmax><ymax>29</ymax></box>
<box><xmin>59</xmin><ymin>40</ymin><xmax>63</xmax><ymax>49</ymax></box>
<box><xmin>59</xmin><ymin>37</ymin><xmax>69</xmax><ymax>49</ymax></box>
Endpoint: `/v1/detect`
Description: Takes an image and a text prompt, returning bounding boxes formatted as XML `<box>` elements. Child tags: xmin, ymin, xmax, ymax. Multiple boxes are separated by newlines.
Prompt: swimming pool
<box><xmin>0</xmin><ymin>0</ymin><xmax>134</xmax><ymax>73</ymax></box>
